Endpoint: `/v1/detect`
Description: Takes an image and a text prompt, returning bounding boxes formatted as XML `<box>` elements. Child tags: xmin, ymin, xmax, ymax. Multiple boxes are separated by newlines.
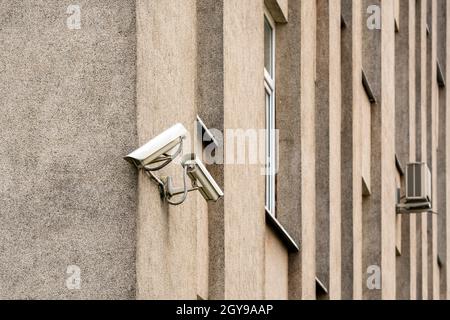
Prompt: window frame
<box><xmin>264</xmin><ymin>9</ymin><xmax>277</xmax><ymax>218</ymax></box>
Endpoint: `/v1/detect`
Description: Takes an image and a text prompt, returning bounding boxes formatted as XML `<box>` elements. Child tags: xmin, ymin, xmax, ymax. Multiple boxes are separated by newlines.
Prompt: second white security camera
<box><xmin>124</xmin><ymin>123</ymin><xmax>223</xmax><ymax>205</ymax></box>
<box><xmin>182</xmin><ymin>154</ymin><xmax>224</xmax><ymax>202</ymax></box>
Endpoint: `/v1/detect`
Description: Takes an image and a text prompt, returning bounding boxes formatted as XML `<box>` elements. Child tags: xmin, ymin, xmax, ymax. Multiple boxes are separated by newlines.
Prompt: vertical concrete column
<box><xmin>447</xmin><ymin>0</ymin><xmax>450</xmax><ymax>300</ymax></box>
<box><xmin>341</xmin><ymin>0</ymin><xmax>363</xmax><ymax>300</ymax></box>
<box><xmin>430</xmin><ymin>0</ymin><xmax>440</xmax><ymax>301</ymax></box>
<box><xmin>420</xmin><ymin>0</ymin><xmax>429</xmax><ymax>300</ymax></box>
<box><xmin>425</xmin><ymin>0</ymin><xmax>433</xmax><ymax>300</ymax></box>
<box><xmin>395</xmin><ymin>1</ymin><xmax>413</xmax><ymax>167</ymax></box>
<box><xmin>380</xmin><ymin>0</ymin><xmax>397</xmax><ymax>300</ymax></box>
<box><xmin>300</xmin><ymin>0</ymin><xmax>317</xmax><ymax>300</ymax></box>
<box><xmin>395</xmin><ymin>0</ymin><xmax>412</xmax><ymax>300</ymax></box>
<box><xmin>436</xmin><ymin>0</ymin><xmax>447</xmax><ymax>300</ymax></box>
<box><xmin>436</xmin><ymin>0</ymin><xmax>447</xmax><ymax>299</ymax></box>
<box><xmin>223</xmin><ymin>0</ymin><xmax>265</xmax><ymax>299</ymax></box>
<box><xmin>196</xmin><ymin>0</ymin><xmax>225</xmax><ymax>300</ymax></box>
<box><xmin>315</xmin><ymin>0</ymin><xmax>342</xmax><ymax>300</ymax></box>
<box><xmin>361</xmin><ymin>0</ymin><xmax>397</xmax><ymax>300</ymax></box>
<box><xmin>361</xmin><ymin>0</ymin><xmax>382</xmax><ymax>301</ymax></box>
<box><xmin>413</xmin><ymin>0</ymin><xmax>428</xmax><ymax>300</ymax></box>
<box><xmin>413</xmin><ymin>0</ymin><xmax>423</xmax><ymax>300</ymax></box>
<box><xmin>135</xmin><ymin>0</ymin><xmax>201</xmax><ymax>299</ymax></box>
<box><xmin>328</xmin><ymin>1</ymin><xmax>343</xmax><ymax>300</ymax></box>
<box><xmin>276</xmin><ymin>0</ymin><xmax>303</xmax><ymax>300</ymax></box>
<box><xmin>408</xmin><ymin>0</ymin><xmax>418</xmax><ymax>301</ymax></box>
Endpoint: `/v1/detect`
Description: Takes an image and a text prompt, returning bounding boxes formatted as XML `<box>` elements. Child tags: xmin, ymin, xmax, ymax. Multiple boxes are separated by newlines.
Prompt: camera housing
<box><xmin>124</xmin><ymin>123</ymin><xmax>187</xmax><ymax>169</ymax></box>
<box><xmin>182</xmin><ymin>154</ymin><xmax>224</xmax><ymax>202</ymax></box>
<box><xmin>124</xmin><ymin>124</ymin><xmax>223</xmax><ymax>206</ymax></box>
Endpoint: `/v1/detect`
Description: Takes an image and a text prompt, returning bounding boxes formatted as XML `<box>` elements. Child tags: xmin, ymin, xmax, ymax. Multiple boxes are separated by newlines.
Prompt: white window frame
<box><xmin>264</xmin><ymin>10</ymin><xmax>276</xmax><ymax>217</ymax></box>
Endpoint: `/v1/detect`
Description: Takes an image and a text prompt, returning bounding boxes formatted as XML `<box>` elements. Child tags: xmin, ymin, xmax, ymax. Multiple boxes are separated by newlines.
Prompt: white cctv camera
<box><xmin>124</xmin><ymin>124</ymin><xmax>223</xmax><ymax>206</ymax></box>
<box><xmin>182</xmin><ymin>154</ymin><xmax>224</xmax><ymax>202</ymax></box>
<box><xmin>124</xmin><ymin>123</ymin><xmax>187</xmax><ymax>170</ymax></box>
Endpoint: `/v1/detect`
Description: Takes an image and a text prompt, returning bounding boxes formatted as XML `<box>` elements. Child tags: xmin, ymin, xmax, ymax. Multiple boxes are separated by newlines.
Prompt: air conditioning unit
<box><xmin>405</xmin><ymin>162</ymin><xmax>431</xmax><ymax>204</ymax></box>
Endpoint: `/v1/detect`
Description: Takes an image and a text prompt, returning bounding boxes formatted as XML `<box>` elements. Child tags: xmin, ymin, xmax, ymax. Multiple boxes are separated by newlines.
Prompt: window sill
<box><xmin>396</xmin><ymin>246</ymin><xmax>401</xmax><ymax>257</ymax></box>
<box><xmin>438</xmin><ymin>254</ymin><xmax>444</xmax><ymax>268</ymax></box>
<box><xmin>265</xmin><ymin>210</ymin><xmax>300</xmax><ymax>253</ymax></box>
<box><xmin>316</xmin><ymin>277</ymin><xmax>329</xmax><ymax>296</ymax></box>
<box><xmin>362</xmin><ymin>68</ymin><xmax>376</xmax><ymax>104</ymax></box>
<box><xmin>395</xmin><ymin>154</ymin><xmax>405</xmax><ymax>176</ymax></box>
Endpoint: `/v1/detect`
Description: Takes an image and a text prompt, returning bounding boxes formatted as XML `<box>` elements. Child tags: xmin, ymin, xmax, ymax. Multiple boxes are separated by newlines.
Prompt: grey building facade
<box><xmin>0</xmin><ymin>0</ymin><xmax>449</xmax><ymax>300</ymax></box>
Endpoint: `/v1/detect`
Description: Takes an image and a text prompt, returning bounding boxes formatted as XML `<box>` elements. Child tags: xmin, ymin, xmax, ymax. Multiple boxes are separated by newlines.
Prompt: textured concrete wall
<box><xmin>341</xmin><ymin>0</ymin><xmax>363</xmax><ymax>300</ymax></box>
<box><xmin>328</xmin><ymin>0</ymin><xmax>342</xmax><ymax>299</ymax></box>
<box><xmin>198</xmin><ymin>0</ymin><xmax>293</xmax><ymax>300</ymax></box>
<box><xmin>426</xmin><ymin>0</ymin><xmax>433</xmax><ymax>298</ymax></box>
<box><xmin>430</xmin><ymin>0</ymin><xmax>440</xmax><ymax>300</ymax></box>
<box><xmin>419</xmin><ymin>0</ymin><xmax>428</xmax><ymax>300</ymax></box>
<box><xmin>315</xmin><ymin>0</ymin><xmax>331</xmax><ymax>297</ymax></box>
<box><xmin>315</xmin><ymin>0</ymin><xmax>341</xmax><ymax>300</ymax></box>
<box><xmin>425</xmin><ymin>0</ymin><xmax>433</xmax><ymax>300</ymax></box>
<box><xmin>223</xmin><ymin>0</ymin><xmax>266</xmax><ymax>300</ymax></box>
<box><xmin>134</xmin><ymin>0</ymin><xmax>448</xmax><ymax>301</ymax></box>
<box><xmin>396</xmin><ymin>1</ymin><xmax>413</xmax><ymax>174</ymax></box>
<box><xmin>380</xmin><ymin>0</ymin><xmax>397</xmax><ymax>299</ymax></box>
<box><xmin>395</xmin><ymin>0</ymin><xmax>412</xmax><ymax>300</ymax></box>
<box><xmin>196</xmin><ymin>0</ymin><xmax>226</xmax><ymax>301</ymax></box>
<box><xmin>2</xmin><ymin>0</ymin><xmax>450</xmax><ymax>302</ymax></box>
<box><xmin>135</xmin><ymin>0</ymin><xmax>208</xmax><ymax>300</ymax></box>
<box><xmin>414</xmin><ymin>0</ymin><xmax>425</xmax><ymax>299</ymax></box>
<box><xmin>360</xmin><ymin>0</ymin><xmax>398</xmax><ymax>300</ymax></box>
<box><xmin>276</xmin><ymin>0</ymin><xmax>304</xmax><ymax>300</ymax></box>
<box><xmin>0</xmin><ymin>0</ymin><xmax>137</xmax><ymax>299</ymax></box>
<box><xmin>408</xmin><ymin>0</ymin><xmax>418</xmax><ymax>300</ymax></box>
<box><xmin>362</xmin><ymin>0</ymin><xmax>382</xmax><ymax>301</ymax></box>
<box><xmin>265</xmin><ymin>226</ymin><xmax>289</xmax><ymax>299</ymax></box>
<box><xmin>447</xmin><ymin>1</ymin><xmax>450</xmax><ymax>299</ymax></box>
<box><xmin>299</xmin><ymin>0</ymin><xmax>317</xmax><ymax>300</ymax></box>
<box><xmin>436</xmin><ymin>0</ymin><xmax>447</xmax><ymax>301</ymax></box>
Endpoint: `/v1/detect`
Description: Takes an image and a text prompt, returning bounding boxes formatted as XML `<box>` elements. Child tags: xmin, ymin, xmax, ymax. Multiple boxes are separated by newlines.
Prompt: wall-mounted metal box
<box><xmin>405</xmin><ymin>162</ymin><xmax>432</xmax><ymax>204</ymax></box>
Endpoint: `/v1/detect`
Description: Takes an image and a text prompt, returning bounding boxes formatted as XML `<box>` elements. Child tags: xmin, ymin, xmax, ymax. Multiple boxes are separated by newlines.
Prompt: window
<box><xmin>264</xmin><ymin>12</ymin><xmax>276</xmax><ymax>217</ymax></box>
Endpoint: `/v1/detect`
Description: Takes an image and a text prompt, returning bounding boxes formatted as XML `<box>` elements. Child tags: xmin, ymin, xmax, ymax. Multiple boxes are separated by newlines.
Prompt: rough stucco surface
<box><xmin>315</xmin><ymin>0</ymin><xmax>332</xmax><ymax>295</ymax></box>
<box><xmin>196</xmin><ymin>0</ymin><xmax>226</xmax><ymax>300</ymax></box>
<box><xmin>340</xmin><ymin>0</ymin><xmax>362</xmax><ymax>300</ymax></box>
<box><xmin>446</xmin><ymin>0</ymin><xmax>450</xmax><ymax>300</ymax></box>
<box><xmin>413</xmin><ymin>0</ymin><xmax>424</xmax><ymax>299</ymax></box>
<box><xmin>430</xmin><ymin>0</ymin><xmax>440</xmax><ymax>301</ymax></box>
<box><xmin>361</xmin><ymin>0</ymin><xmax>382</xmax><ymax>301</ymax></box>
<box><xmin>299</xmin><ymin>0</ymin><xmax>317</xmax><ymax>300</ymax></box>
<box><xmin>315</xmin><ymin>0</ymin><xmax>342</xmax><ymax>299</ymax></box>
<box><xmin>380</xmin><ymin>0</ymin><xmax>397</xmax><ymax>299</ymax></box>
<box><xmin>395</xmin><ymin>0</ymin><xmax>412</xmax><ymax>300</ymax></box>
<box><xmin>436</xmin><ymin>0</ymin><xmax>447</xmax><ymax>300</ymax></box>
<box><xmin>265</xmin><ymin>226</ymin><xmax>288</xmax><ymax>300</ymax></box>
<box><xmin>0</xmin><ymin>1</ymin><xmax>137</xmax><ymax>299</ymax></box>
<box><xmin>223</xmin><ymin>0</ymin><xmax>266</xmax><ymax>300</ymax></box>
<box><xmin>327</xmin><ymin>0</ymin><xmax>342</xmax><ymax>300</ymax></box>
<box><xmin>408</xmin><ymin>0</ymin><xmax>417</xmax><ymax>300</ymax></box>
<box><xmin>447</xmin><ymin>1</ymin><xmax>450</xmax><ymax>299</ymax></box>
<box><xmin>135</xmin><ymin>0</ymin><xmax>208</xmax><ymax>300</ymax></box>
<box><xmin>1</xmin><ymin>0</ymin><xmax>449</xmax><ymax>302</ymax></box>
<box><xmin>419</xmin><ymin>0</ymin><xmax>428</xmax><ymax>300</ymax></box>
<box><xmin>276</xmin><ymin>0</ymin><xmax>303</xmax><ymax>300</ymax></box>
